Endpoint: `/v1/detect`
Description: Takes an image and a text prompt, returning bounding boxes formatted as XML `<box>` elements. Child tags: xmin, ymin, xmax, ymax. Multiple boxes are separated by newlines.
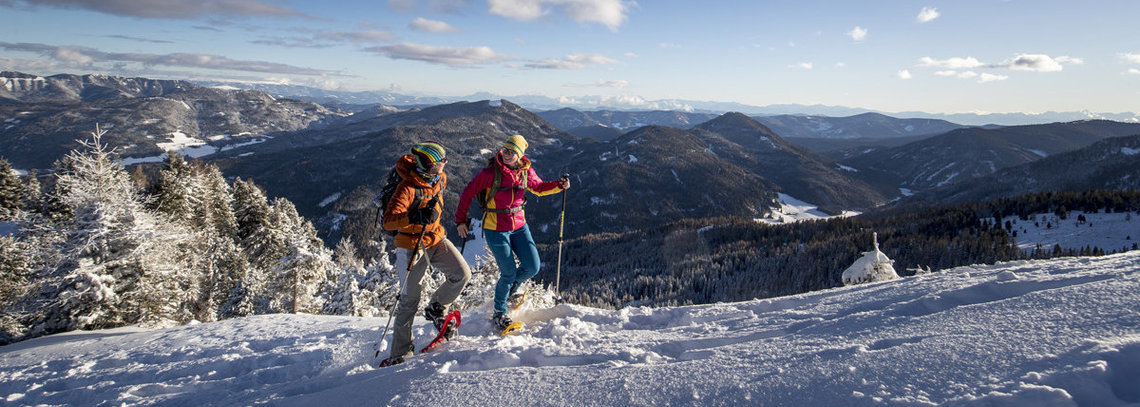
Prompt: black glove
<box><xmin>408</xmin><ymin>201</ymin><xmax>441</xmax><ymax>225</ymax></box>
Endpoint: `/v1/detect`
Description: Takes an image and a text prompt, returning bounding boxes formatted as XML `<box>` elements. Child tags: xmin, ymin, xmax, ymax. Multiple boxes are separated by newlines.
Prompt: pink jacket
<box><xmin>456</xmin><ymin>154</ymin><xmax>563</xmax><ymax>232</ymax></box>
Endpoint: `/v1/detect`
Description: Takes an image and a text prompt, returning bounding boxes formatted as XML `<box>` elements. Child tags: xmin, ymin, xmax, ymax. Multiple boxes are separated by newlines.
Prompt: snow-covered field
<box><xmin>758</xmin><ymin>193</ymin><xmax>860</xmax><ymax>224</ymax></box>
<box><xmin>1003</xmin><ymin>211</ymin><xmax>1138</xmax><ymax>253</ymax></box>
<box><xmin>2</xmin><ymin>251</ymin><xmax>1139</xmax><ymax>406</ymax></box>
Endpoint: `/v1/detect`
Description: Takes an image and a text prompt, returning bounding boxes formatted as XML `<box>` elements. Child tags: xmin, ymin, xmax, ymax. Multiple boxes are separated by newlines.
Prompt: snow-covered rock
<box><xmin>842</xmin><ymin>232</ymin><xmax>899</xmax><ymax>285</ymax></box>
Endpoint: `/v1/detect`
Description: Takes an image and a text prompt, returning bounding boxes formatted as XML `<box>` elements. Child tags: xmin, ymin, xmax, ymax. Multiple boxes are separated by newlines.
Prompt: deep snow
<box><xmin>2</xmin><ymin>251</ymin><xmax>1139</xmax><ymax>406</ymax></box>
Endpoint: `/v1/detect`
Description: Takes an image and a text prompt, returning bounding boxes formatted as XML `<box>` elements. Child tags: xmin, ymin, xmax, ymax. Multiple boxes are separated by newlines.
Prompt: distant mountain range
<box><xmin>5</xmin><ymin>71</ymin><xmax>1140</xmax><ymax>247</ymax></box>
<box><xmin>189</xmin><ymin>78</ymin><xmax>1140</xmax><ymax>126</ymax></box>
<box><xmin>840</xmin><ymin>120</ymin><xmax>1140</xmax><ymax>194</ymax></box>
<box><xmin>917</xmin><ymin>134</ymin><xmax>1140</xmax><ymax>205</ymax></box>
<box><xmin>1</xmin><ymin>71</ymin><xmax>345</xmax><ymax>169</ymax></box>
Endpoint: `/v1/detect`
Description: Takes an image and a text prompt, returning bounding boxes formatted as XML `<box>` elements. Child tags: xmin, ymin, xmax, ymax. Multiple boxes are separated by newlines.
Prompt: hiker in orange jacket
<box><xmin>381</xmin><ymin>141</ymin><xmax>470</xmax><ymax>365</ymax></box>
<box><xmin>455</xmin><ymin>135</ymin><xmax>569</xmax><ymax>330</ymax></box>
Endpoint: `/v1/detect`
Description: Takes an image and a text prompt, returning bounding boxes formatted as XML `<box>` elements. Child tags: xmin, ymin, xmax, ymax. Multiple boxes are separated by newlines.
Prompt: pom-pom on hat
<box><xmin>503</xmin><ymin>134</ymin><xmax>528</xmax><ymax>157</ymax></box>
<box><xmin>411</xmin><ymin>141</ymin><xmax>446</xmax><ymax>173</ymax></box>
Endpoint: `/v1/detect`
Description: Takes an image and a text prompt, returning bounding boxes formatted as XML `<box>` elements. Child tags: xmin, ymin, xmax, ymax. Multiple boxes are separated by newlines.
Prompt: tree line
<box><xmin>0</xmin><ymin>127</ymin><xmax>409</xmax><ymax>345</ymax></box>
<box><xmin>538</xmin><ymin>190</ymin><xmax>1140</xmax><ymax>309</ymax></box>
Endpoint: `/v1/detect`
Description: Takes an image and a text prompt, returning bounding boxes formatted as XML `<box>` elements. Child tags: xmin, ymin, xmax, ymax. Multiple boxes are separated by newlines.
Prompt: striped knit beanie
<box><xmin>503</xmin><ymin>134</ymin><xmax>528</xmax><ymax>157</ymax></box>
<box><xmin>411</xmin><ymin>141</ymin><xmax>446</xmax><ymax>173</ymax></box>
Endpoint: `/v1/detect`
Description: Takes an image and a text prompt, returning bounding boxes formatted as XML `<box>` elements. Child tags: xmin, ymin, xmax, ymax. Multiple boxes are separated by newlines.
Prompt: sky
<box><xmin>2</xmin><ymin>247</ymin><xmax>1138</xmax><ymax>405</ymax></box>
<box><xmin>2</xmin><ymin>0</ymin><xmax>1140</xmax><ymax>115</ymax></box>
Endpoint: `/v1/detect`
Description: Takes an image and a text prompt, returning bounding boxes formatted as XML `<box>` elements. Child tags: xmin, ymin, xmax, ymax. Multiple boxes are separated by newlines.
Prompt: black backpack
<box><xmin>375</xmin><ymin>167</ymin><xmax>437</xmax><ymax>236</ymax></box>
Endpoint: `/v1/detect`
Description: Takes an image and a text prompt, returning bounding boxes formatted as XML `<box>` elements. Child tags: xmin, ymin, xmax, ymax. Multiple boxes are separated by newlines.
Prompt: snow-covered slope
<box><xmin>2</xmin><ymin>252</ymin><xmax>1139</xmax><ymax>406</ymax></box>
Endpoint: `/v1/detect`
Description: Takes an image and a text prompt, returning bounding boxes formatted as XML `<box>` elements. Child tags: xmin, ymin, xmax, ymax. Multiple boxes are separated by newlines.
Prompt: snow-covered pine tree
<box><xmin>198</xmin><ymin>165</ymin><xmax>238</xmax><ymax>240</ymax></box>
<box><xmin>26</xmin><ymin>126</ymin><xmax>199</xmax><ymax>337</ymax></box>
<box><xmin>233</xmin><ymin>178</ymin><xmax>282</xmax><ymax>272</ymax></box>
<box><xmin>323</xmin><ymin>237</ymin><xmax>364</xmax><ymax>316</ymax></box>
<box><xmin>264</xmin><ymin>198</ymin><xmax>332</xmax><ymax>314</ymax></box>
<box><xmin>0</xmin><ymin>159</ymin><xmax>25</xmax><ymax>221</ymax></box>
<box><xmin>150</xmin><ymin>152</ymin><xmax>196</xmax><ymax>224</ymax></box>
<box><xmin>358</xmin><ymin>237</ymin><xmax>397</xmax><ymax>317</ymax></box>
<box><xmin>21</xmin><ymin>170</ymin><xmax>42</xmax><ymax>216</ymax></box>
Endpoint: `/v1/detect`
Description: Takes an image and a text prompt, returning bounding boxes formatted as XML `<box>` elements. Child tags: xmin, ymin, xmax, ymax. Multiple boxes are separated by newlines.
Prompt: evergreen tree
<box><xmin>151</xmin><ymin>152</ymin><xmax>196</xmax><ymax>223</ymax></box>
<box><xmin>0</xmin><ymin>159</ymin><xmax>25</xmax><ymax>221</ymax></box>
<box><xmin>25</xmin><ymin>127</ymin><xmax>198</xmax><ymax>338</ymax></box>
<box><xmin>264</xmin><ymin>198</ymin><xmax>332</xmax><ymax>314</ymax></box>
<box><xmin>22</xmin><ymin>170</ymin><xmax>42</xmax><ymax>216</ymax></box>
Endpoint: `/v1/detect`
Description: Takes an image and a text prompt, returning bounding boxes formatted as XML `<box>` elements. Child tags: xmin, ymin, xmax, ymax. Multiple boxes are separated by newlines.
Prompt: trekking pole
<box><xmin>375</xmin><ymin>224</ymin><xmax>430</xmax><ymax>359</ymax></box>
<box><xmin>458</xmin><ymin>219</ymin><xmax>472</xmax><ymax>254</ymax></box>
<box><xmin>555</xmin><ymin>173</ymin><xmax>569</xmax><ymax>302</ymax></box>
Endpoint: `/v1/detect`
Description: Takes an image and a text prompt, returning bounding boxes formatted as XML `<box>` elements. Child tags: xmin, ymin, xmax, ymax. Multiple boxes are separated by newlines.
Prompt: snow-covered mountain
<box><xmin>2</xmin><ymin>251</ymin><xmax>1137</xmax><ymax>406</ymax></box>
<box><xmin>181</xmin><ymin>78</ymin><xmax>1140</xmax><ymax>126</ymax></box>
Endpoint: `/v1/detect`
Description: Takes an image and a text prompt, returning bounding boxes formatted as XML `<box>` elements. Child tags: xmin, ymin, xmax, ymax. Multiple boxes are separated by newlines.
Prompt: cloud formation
<box><xmin>4</xmin><ymin>0</ymin><xmax>307</xmax><ymax>19</ymax></box>
<box><xmin>487</xmin><ymin>0</ymin><xmax>630</xmax><ymax>31</ymax></box>
<box><xmin>847</xmin><ymin>26</ymin><xmax>867</xmax><ymax>41</ymax></box>
<box><xmin>1119</xmin><ymin>52</ymin><xmax>1140</xmax><ymax>64</ymax></box>
<box><xmin>525</xmin><ymin>53</ymin><xmax>617</xmax><ymax>69</ymax></box>
<box><xmin>564</xmin><ymin>79</ymin><xmax>628</xmax><ymax>88</ymax></box>
<box><xmin>410</xmin><ymin>17</ymin><xmax>460</xmax><ymax>33</ymax></box>
<box><xmin>366</xmin><ymin>43</ymin><xmax>510</xmax><ymax>67</ymax></box>
<box><xmin>0</xmin><ymin>41</ymin><xmax>334</xmax><ymax>75</ymax></box>
<box><xmin>789</xmin><ymin>62</ymin><xmax>813</xmax><ymax>70</ymax></box>
<box><xmin>917</xmin><ymin>7</ymin><xmax>940</xmax><ymax>23</ymax></box>
<box><xmin>253</xmin><ymin>29</ymin><xmax>396</xmax><ymax>48</ymax></box>
<box><xmin>1000</xmin><ymin>54</ymin><xmax>1081</xmax><ymax>72</ymax></box>
<box><xmin>918</xmin><ymin>56</ymin><xmax>984</xmax><ymax>69</ymax></box>
<box><xmin>897</xmin><ymin>69</ymin><xmax>912</xmax><ymax>79</ymax></box>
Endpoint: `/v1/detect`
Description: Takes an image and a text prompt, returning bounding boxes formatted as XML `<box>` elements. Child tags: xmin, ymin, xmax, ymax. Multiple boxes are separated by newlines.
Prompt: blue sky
<box><xmin>2</xmin><ymin>0</ymin><xmax>1139</xmax><ymax>115</ymax></box>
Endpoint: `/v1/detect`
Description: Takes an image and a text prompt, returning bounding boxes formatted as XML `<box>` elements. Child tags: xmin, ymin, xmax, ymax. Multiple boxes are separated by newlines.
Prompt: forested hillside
<box><xmin>539</xmin><ymin>190</ymin><xmax>1140</xmax><ymax>308</ymax></box>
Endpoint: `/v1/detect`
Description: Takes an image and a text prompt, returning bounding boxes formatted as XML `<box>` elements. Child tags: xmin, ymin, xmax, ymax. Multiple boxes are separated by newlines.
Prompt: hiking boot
<box><xmin>424</xmin><ymin>301</ymin><xmax>446</xmax><ymax>328</ymax></box>
<box><xmin>492</xmin><ymin>313</ymin><xmax>514</xmax><ymax>331</ymax></box>
<box><xmin>379</xmin><ymin>356</ymin><xmax>405</xmax><ymax>368</ymax></box>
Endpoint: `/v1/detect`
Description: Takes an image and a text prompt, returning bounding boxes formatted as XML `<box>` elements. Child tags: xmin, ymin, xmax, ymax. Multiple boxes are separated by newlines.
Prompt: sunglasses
<box><xmin>500</xmin><ymin>148</ymin><xmax>517</xmax><ymax>156</ymax></box>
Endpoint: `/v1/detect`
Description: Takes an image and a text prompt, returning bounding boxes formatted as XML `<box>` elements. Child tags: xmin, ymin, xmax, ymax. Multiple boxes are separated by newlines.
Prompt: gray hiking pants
<box><xmin>390</xmin><ymin>238</ymin><xmax>471</xmax><ymax>359</ymax></box>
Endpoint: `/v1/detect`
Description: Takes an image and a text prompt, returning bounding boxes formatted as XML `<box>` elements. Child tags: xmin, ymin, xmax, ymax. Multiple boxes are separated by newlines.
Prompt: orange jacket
<box><xmin>455</xmin><ymin>154</ymin><xmax>563</xmax><ymax>232</ymax></box>
<box><xmin>381</xmin><ymin>154</ymin><xmax>447</xmax><ymax>250</ymax></box>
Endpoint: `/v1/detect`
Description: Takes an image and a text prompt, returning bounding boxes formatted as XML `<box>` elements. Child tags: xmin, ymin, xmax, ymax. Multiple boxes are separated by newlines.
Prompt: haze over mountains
<box><xmin>192</xmin><ymin>78</ymin><xmax>1140</xmax><ymax>126</ymax></box>
<box><xmin>4</xmin><ymin>71</ymin><xmax>1140</xmax><ymax>246</ymax></box>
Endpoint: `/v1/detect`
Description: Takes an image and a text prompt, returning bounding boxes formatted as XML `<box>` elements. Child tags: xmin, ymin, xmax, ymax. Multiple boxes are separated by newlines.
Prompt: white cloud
<box><xmin>366</xmin><ymin>43</ymin><xmax>510</xmax><ymax>67</ymax></box>
<box><xmin>487</xmin><ymin>0</ymin><xmax>630</xmax><ymax>31</ymax></box>
<box><xmin>409</xmin><ymin>17</ymin><xmax>460</xmax><ymax>33</ymax></box>
<box><xmin>1128</xmin><ymin>68</ymin><xmax>1140</xmax><ymax>75</ymax></box>
<box><xmin>564</xmin><ymin>79</ymin><xmax>628</xmax><ymax>88</ymax></box>
<box><xmin>918</xmin><ymin>56</ymin><xmax>984</xmax><ymax>69</ymax></box>
<box><xmin>917</xmin><ymin>7</ymin><xmax>940</xmax><ymax>23</ymax></box>
<box><xmin>896</xmin><ymin>69</ymin><xmax>912</xmax><ymax>79</ymax></box>
<box><xmin>6</xmin><ymin>0</ymin><xmax>308</xmax><ymax>19</ymax></box>
<box><xmin>789</xmin><ymin>62</ymin><xmax>813</xmax><ymax>70</ymax></box>
<box><xmin>1120</xmin><ymin>53</ymin><xmax>1140</xmax><ymax>64</ymax></box>
<box><xmin>1002</xmin><ymin>54</ymin><xmax>1073</xmax><ymax>72</ymax></box>
<box><xmin>847</xmin><ymin>26</ymin><xmax>868</xmax><ymax>41</ymax></box>
<box><xmin>835</xmin><ymin>62</ymin><xmax>846</xmax><ymax>68</ymax></box>
<box><xmin>934</xmin><ymin>70</ymin><xmax>957</xmax><ymax>77</ymax></box>
<box><xmin>978</xmin><ymin>73</ymin><xmax>1008</xmax><ymax>83</ymax></box>
<box><xmin>526</xmin><ymin>53</ymin><xmax>617</xmax><ymax>69</ymax></box>
<box><xmin>0</xmin><ymin>41</ymin><xmax>335</xmax><ymax>75</ymax></box>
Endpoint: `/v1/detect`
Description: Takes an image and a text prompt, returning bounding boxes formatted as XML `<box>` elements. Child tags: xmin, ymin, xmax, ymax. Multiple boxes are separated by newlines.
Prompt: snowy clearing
<box><xmin>2</xmin><ymin>251</ymin><xmax>1138</xmax><ymax>406</ymax></box>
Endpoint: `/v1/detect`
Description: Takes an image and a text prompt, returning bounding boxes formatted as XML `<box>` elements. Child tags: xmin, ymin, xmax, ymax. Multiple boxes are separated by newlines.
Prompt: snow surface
<box><xmin>1002</xmin><ymin>211</ymin><xmax>1139</xmax><ymax>253</ymax></box>
<box><xmin>3</xmin><ymin>251</ymin><xmax>1139</xmax><ymax>406</ymax></box>
<box><xmin>758</xmin><ymin>193</ymin><xmax>860</xmax><ymax>224</ymax></box>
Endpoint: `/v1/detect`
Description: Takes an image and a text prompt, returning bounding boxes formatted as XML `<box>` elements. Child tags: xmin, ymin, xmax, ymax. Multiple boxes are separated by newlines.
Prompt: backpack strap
<box><xmin>480</xmin><ymin>168</ymin><xmax>528</xmax><ymax>214</ymax></box>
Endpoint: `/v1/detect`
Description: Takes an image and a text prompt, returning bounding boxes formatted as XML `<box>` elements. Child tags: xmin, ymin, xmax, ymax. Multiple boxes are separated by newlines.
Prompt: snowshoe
<box><xmin>420</xmin><ymin>310</ymin><xmax>461</xmax><ymax>354</ymax></box>
<box><xmin>378</xmin><ymin>356</ymin><xmax>405</xmax><ymax>368</ymax></box>
<box><xmin>493</xmin><ymin>313</ymin><xmax>523</xmax><ymax>336</ymax></box>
